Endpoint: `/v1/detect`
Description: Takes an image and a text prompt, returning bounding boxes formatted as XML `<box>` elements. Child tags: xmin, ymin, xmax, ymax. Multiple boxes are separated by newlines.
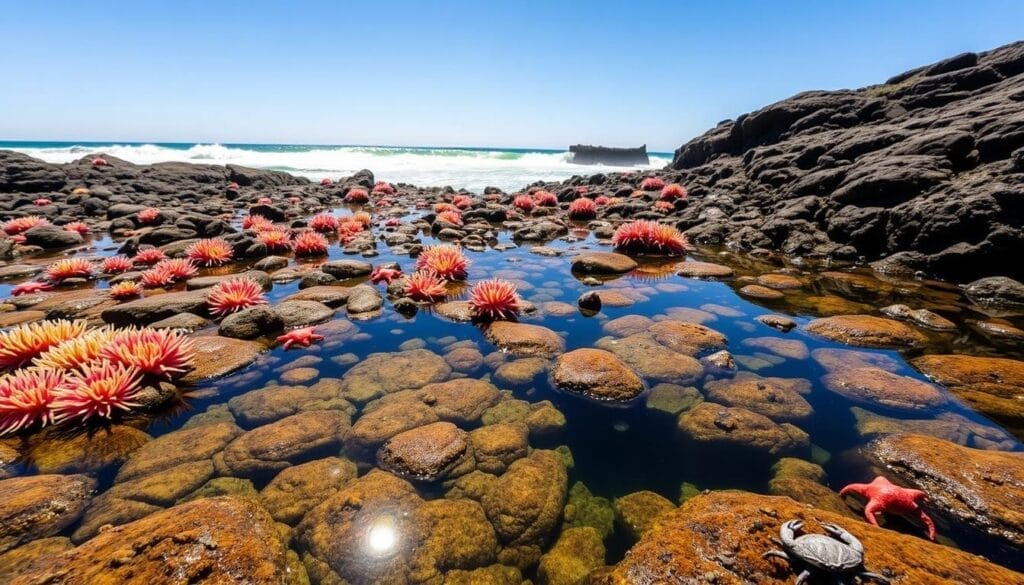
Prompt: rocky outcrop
<box><xmin>569</xmin><ymin>144</ymin><xmax>649</xmax><ymax>165</ymax></box>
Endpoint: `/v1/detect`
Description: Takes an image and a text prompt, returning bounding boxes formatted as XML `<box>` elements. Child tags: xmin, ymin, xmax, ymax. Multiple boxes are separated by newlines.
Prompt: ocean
<box><xmin>0</xmin><ymin>141</ymin><xmax>673</xmax><ymax>194</ymax></box>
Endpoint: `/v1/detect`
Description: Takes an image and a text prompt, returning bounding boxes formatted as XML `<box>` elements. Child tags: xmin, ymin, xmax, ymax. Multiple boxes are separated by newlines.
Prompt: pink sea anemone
<box><xmin>137</xmin><ymin>208</ymin><xmax>160</xmax><ymax>224</ymax></box>
<box><xmin>372</xmin><ymin>181</ymin><xmax>395</xmax><ymax>195</ymax></box>
<box><xmin>660</xmin><ymin>183</ymin><xmax>688</xmax><ymax>200</ymax></box>
<box><xmin>292</xmin><ymin>231</ymin><xmax>329</xmax><ymax>256</ymax></box>
<box><xmin>416</xmin><ymin>245</ymin><xmax>469</xmax><ymax>281</ymax></box>
<box><xmin>243</xmin><ymin>214</ymin><xmax>275</xmax><ymax>232</ymax></box>
<box><xmin>91</xmin><ymin>157</ymin><xmax>108</xmax><ymax>166</ymax></box>
<box><xmin>257</xmin><ymin>229</ymin><xmax>293</xmax><ymax>252</ymax></box>
<box><xmin>611</xmin><ymin>220</ymin><xmax>688</xmax><ymax>256</ymax></box>
<box><xmin>132</xmin><ymin>248</ymin><xmax>167</xmax><ymax>266</ymax></box>
<box><xmin>436</xmin><ymin>210</ymin><xmax>463</xmax><ymax>226</ymax></box>
<box><xmin>10</xmin><ymin>282</ymin><xmax>52</xmax><ymax>296</ymax></box>
<box><xmin>639</xmin><ymin>177</ymin><xmax>665</xmax><ymax>191</ymax></box>
<box><xmin>207</xmin><ymin>278</ymin><xmax>268</xmax><ymax>318</ymax></box>
<box><xmin>595</xmin><ymin>195</ymin><xmax>611</xmax><ymax>205</ymax></box>
<box><xmin>44</xmin><ymin>258</ymin><xmax>95</xmax><ymax>283</ymax></box>
<box><xmin>533</xmin><ymin>190</ymin><xmax>557</xmax><ymax>207</ymax></box>
<box><xmin>568</xmin><ymin>197</ymin><xmax>597</xmax><ymax>220</ymax></box>
<box><xmin>186</xmin><ymin>238</ymin><xmax>234</xmax><ymax>267</ymax></box>
<box><xmin>140</xmin><ymin>258</ymin><xmax>197</xmax><ymax>288</ymax></box>
<box><xmin>404</xmin><ymin>271</ymin><xmax>448</xmax><ymax>302</ymax></box>
<box><xmin>108</xmin><ymin>281</ymin><xmax>143</xmax><ymax>300</ymax></box>
<box><xmin>513</xmin><ymin>195</ymin><xmax>535</xmax><ymax>212</ymax></box>
<box><xmin>468</xmin><ymin>279</ymin><xmax>521</xmax><ymax>320</ymax></box>
<box><xmin>320</xmin><ymin>177</ymin><xmax>334</xmax><ymax>186</ymax></box>
<box><xmin>0</xmin><ymin>320</ymin><xmax>88</xmax><ymax>370</ymax></box>
<box><xmin>3</xmin><ymin>216</ymin><xmax>49</xmax><ymax>235</ymax></box>
<box><xmin>257</xmin><ymin>197</ymin><xmax>273</xmax><ymax>205</ymax></box>
<box><xmin>654</xmin><ymin>200</ymin><xmax>674</xmax><ymax>213</ymax></box>
<box><xmin>51</xmin><ymin>361</ymin><xmax>143</xmax><ymax>424</ymax></box>
<box><xmin>309</xmin><ymin>213</ymin><xmax>340</xmax><ymax>233</ymax></box>
<box><xmin>101</xmin><ymin>255</ymin><xmax>134</xmax><ymax>274</ymax></box>
<box><xmin>63</xmin><ymin>222</ymin><xmax>90</xmax><ymax>235</ymax></box>
<box><xmin>0</xmin><ymin>368</ymin><xmax>65</xmax><ymax>435</ymax></box>
<box><xmin>345</xmin><ymin>188</ymin><xmax>370</xmax><ymax>204</ymax></box>
<box><xmin>101</xmin><ymin>327</ymin><xmax>194</xmax><ymax>379</ymax></box>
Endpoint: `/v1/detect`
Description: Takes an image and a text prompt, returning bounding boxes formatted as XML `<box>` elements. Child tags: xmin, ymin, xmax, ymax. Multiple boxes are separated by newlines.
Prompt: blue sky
<box><xmin>1</xmin><ymin>1</ymin><xmax>1022</xmax><ymax>151</ymax></box>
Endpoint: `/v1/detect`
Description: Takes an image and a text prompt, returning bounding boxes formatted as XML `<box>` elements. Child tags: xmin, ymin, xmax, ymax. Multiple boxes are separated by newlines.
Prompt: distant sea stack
<box><xmin>569</xmin><ymin>144</ymin><xmax>649</xmax><ymax>165</ymax></box>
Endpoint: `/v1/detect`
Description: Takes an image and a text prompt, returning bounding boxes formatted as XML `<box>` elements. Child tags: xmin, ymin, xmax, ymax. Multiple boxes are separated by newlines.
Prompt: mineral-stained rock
<box><xmin>613</xmin><ymin>490</ymin><xmax>676</xmax><ymax>543</ymax></box>
<box><xmin>768</xmin><ymin>457</ymin><xmax>854</xmax><ymax>518</ymax></box>
<box><xmin>339</xmin><ymin>348</ymin><xmax>451</xmax><ymax>404</ymax></box>
<box><xmin>647</xmin><ymin>320</ymin><xmax>728</xmax><ymax>356</ymax></box>
<box><xmin>259</xmin><ymin>457</ymin><xmax>359</xmax><ymax>525</ymax></box>
<box><xmin>571</xmin><ymin>251</ymin><xmax>638</xmax><ymax>275</ymax></box>
<box><xmin>601</xmin><ymin>314</ymin><xmax>655</xmax><ymax>337</ymax></box>
<box><xmin>805</xmin><ymin>314</ymin><xmax>928</xmax><ymax>348</ymax></box>
<box><xmin>596</xmin><ymin>333</ymin><xmax>703</xmax><ymax>383</ymax></box>
<box><xmin>482</xmin><ymin>450</ymin><xmax>568</xmax><ymax>568</ymax></box>
<box><xmin>484</xmin><ymin>321</ymin><xmax>565</xmax><ymax>358</ymax></box>
<box><xmin>411</xmin><ymin>378</ymin><xmax>502</xmax><ymax>424</ymax></box>
<box><xmin>344</xmin><ymin>400</ymin><xmax>440</xmax><ymax>461</ymax></box>
<box><xmin>408</xmin><ymin>498</ymin><xmax>499</xmax><ymax>583</ymax></box>
<box><xmin>471</xmin><ymin>423</ymin><xmax>529</xmax><ymax>475</ymax></box>
<box><xmin>15</xmin><ymin>496</ymin><xmax>293</xmax><ymax>585</ymax></box>
<box><xmin>116</xmin><ymin>421</ymin><xmax>242</xmax><ymax>482</ymax></box>
<box><xmin>27</xmin><ymin>425</ymin><xmax>151</xmax><ymax>475</ymax></box>
<box><xmin>0</xmin><ymin>537</ymin><xmax>72</xmax><ymax>582</ymax></box>
<box><xmin>445</xmin><ymin>345</ymin><xmax>485</xmax><ymax>372</ymax></box>
<box><xmin>757</xmin><ymin>314</ymin><xmax>797</xmax><ymax>331</ymax></box>
<box><xmin>811</xmin><ymin>347</ymin><xmax>902</xmax><ymax>373</ymax></box>
<box><xmin>677</xmin><ymin>402</ymin><xmax>809</xmax><ymax>456</ymax></box>
<box><xmin>740</xmin><ymin>335</ymin><xmax>809</xmax><ymax>360</ymax></box>
<box><xmin>605</xmin><ymin>491</ymin><xmax>1023</xmax><ymax>584</ymax></box>
<box><xmin>0</xmin><ymin>474</ymin><xmax>95</xmax><ymax>553</ymax></box>
<box><xmin>536</xmin><ymin>526</ymin><xmax>606</xmax><ymax>585</ymax></box>
<box><xmin>911</xmin><ymin>354</ymin><xmax>1024</xmax><ymax>432</ymax></box>
<box><xmin>645</xmin><ymin>383</ymin><xmax>703</xmax><ymax>415</ymax></box>
<box><xmin>551</xmin><ymin>348</ymin><xmax>644</xmax><ymax>402</ymax></box>
<box><xmin>880</xmin><ymin>304</ymin><xmax>957</xmax><ymax>330</ymax></box>
<box><xmin>739</xmin><ymin>284</ymin><xmax>785</xmax><ymax>299</ymax></box>
<box><xmin>377</xmin><ymin>421</ymin><xmax>474</xmax><ymax>482</ymax></box>
<box><xmin>444</xmin><ymin>564</ymin><xmax>523</xmax><ymax>585</ymax></box>
<box><xmin>227</xmin><ymin>381</ymin><xmax>353</xmax><ymax>428</ymax></box>
<box><xmin>675</xmin><ymin>261</ymin><xmax>734</xmax><ymax>278</ymax></box>
<box><xmin>850</xmin><ymin>407</ymin><xmax>1017</xmax><ymax>451</ymax></box>
<box><xmin>869</xmin><ymin>433</ymin><xmax>1024</xmax><ymax>549</ymax></box>
<box><xmin>493</xmin><ymin>356</ymin><xmax>547</xmax><ymax>386</ymax></box>
<box><xmin>217</xmin><ymin>410</ymin><xmax>350</xmax><ymax>477</ymax></box>
<box><xmin>822</xmin><ymin>366</ymin><xmax>948</xmax><ymax>412</ymax></box>
<box><xmin>180</xmin><ymin>334</ymin><xmax>265</xmax><ymax>384</ymax></box>
<box><xmin>704</xmin><ymin>373</ymin><xmax>814</xmax><ymax>423</ymax></box>
<box><xmin>100</xmin><ymin>288</ymin><xmax>209</xmax><ymax>325</ymax></box>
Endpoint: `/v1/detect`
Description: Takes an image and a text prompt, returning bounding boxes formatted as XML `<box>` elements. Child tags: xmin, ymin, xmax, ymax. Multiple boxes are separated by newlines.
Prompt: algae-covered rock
<box><xmin>0</xmin><ymin>474</ymin><xmax>95</xmax><ymax>553</ymax></box>
<box><xmin>562</xmin><ymin>482</ymin><xmax>615</xmax><ymax>540</ymax></box>
<box><xmin>613</xmin><ymin>490</ymin><xmax>675</xmax><ymax>543</ymax></box>
<box><xmin>537</xmin><ymin>526</ymin><xmax>606</xmax><ymax>585</ymax></box>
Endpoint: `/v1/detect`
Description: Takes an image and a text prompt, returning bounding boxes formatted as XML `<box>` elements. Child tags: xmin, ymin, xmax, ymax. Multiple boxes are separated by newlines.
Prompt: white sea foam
<box><xmin>11</xmin><ymin>143</ymin><xmax>671</xmax><ymax>193</ymax></box>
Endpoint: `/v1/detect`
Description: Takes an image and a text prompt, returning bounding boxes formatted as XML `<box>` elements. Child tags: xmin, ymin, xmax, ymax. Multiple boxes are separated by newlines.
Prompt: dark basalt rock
<box><xmin>569</xmin><ymin>144</ymin><xmax>649</xmax><ymax>165</ymax></box>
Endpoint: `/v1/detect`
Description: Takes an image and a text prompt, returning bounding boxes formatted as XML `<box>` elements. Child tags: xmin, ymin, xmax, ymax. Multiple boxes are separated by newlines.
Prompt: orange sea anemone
<box><xmin>468</xmin><ymin>279</ymin><xmax>521</xmax><ymax>320</ymax></box>
<box><xmin>416</xmin><ymin>245</ymin><xmax>469</xmax><ymax>281</ymax></box>
<box><xmin>353</xmin><ymin>211</ymin><xmax>372</xmax><ymax>227</ymax></box>
<box><xmin>404</xmin><ymin>271</ymin><xmax>448</xmax><ymax>302</ymax></box>
<box><xmin>63</xmin><ymin>222</ymin><xmax>90</xmax><ymax>235</ymax></box>
<box><xmin>186</xmin><ymin>238</ymin><xmax>234</xmax><ymax>267</ymax></box>
<box><xmin>257</xmin><ymin>229</ymin><xmax>293</xmax><ymax>252</ymax></box>
<box><xmin>436</xmin><ymin>210</ymin><xmax>463</xmax><ymax>226</ymax></box>
<box><xmin>137</xmin><ymin>208</ymin><xmax>160</xmax><ymax>224</ymax></box>
<box><xmin>452</xmin><ymin>195</ymin><xmax>473</xmax><ymax>209</ymax></box>
<box><xmin>243</xmin><ymin>214</ymin><xmax>275</xmax><ymax>232</ymax></box>
<box><xmin>533</xmin><ymin>190</ymin><xmax>557</xmax><ymax>207</ymax></box>
<box><xmin>33</xmin><ymin>327</ymin><xmax>118</xmax><ymax>371</ymax></box>
<box><xmin>345</xmin><ymin>188</ymin><xmax>370</xmax><ymax>204</ymax></box>
<box><xmin>108</xmin><ymin>281</ymin><xmax>143</xmax><ymax>300</ymax></box>
<box><xmin>44</xmin><ymin>258</ymin><xmax>95</xmax><ymax>283</ymax></box>
<box><xmin>207</xmin><ymin>278</ymin><xmax>268</xmax><ymax>318</ymax></box>
<box><xmin>51</xmin><ymin>361</ymin><xmax>143</xmax><ymax>424</ymax></box>
<box><xmin>660</xmin><ymin>183</ymin><xmax>688</xmax><ymax>200</ymax></box>
<box><xmin>101</xmin><ymin>327</ymin><xmax>194</xmax><ymax>379</ymax></box>
<box><xmin>0</xmin><ymin>320</ymin><xmax>88</xmax><ymax>370</ymax></box>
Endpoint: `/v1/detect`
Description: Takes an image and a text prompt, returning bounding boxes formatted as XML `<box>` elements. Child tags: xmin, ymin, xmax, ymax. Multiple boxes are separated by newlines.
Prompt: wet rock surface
<box><xmin>552</xmin><ymin>348</ymin><xmax>644</xmax><ymax>402</ymax></box>
<box><xmin>0</xmin><ymin>474</ymin><xmax>95</xmax><ymax>554</ymax></box>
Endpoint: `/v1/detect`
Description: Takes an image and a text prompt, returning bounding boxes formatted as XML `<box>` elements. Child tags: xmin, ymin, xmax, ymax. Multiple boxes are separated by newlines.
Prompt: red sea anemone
<box><xmin>11</xmin><ymin>282</ymin><xmax>52</xmax><ymax>296</ymax></box>
<box><xmin>660</xmin><ymin>183</ymin><xmax>687</xmax><ymax>200</ymax></box>
<box><xmin>91</xmin><ymin>157</ymin><xmax>108</xmax><ymax>166</ymax></box>
<box><xmin>468</xmin><ymin>279</ymin><xmax>521</xmax><ymax>320</ymax></box>
<box><xmin>639</xmin><ymin>177</ymin><xmax>665</xmax><ymax>191</ymax></box>
<box><xmin>309</xmin><ymin>213</ymin><xmax>340</xmax><ymax>233</ymax></box>
<box><xmin>101</xmin><ymin>255</ymin><xmax>134</xmax><ymax>274</ymax></box>
<box><xmin>372</xmin><ymin>181</ymin><xmax>395</xmax><ymax>195</ymax></box>
<box><xmin>207</xmin><ymin>278</ymin><xmax>268</xmax><ymax>318</ymax></box>
<box><xmin>320</xmin><ymin>177</ymin><xmax>334</xmax><ymax>186</ymax></box>
<box><xmin>243</xmin><ymin>214</ymin><xmax>275</xmax><ymax>232</ymax></box>
<box><xmin>133</xmin><ymin>248</ymin><xmax>166</xmax><ymax>266</ymax></box>
<box><xmin>34</xmin><ymin>327</ymin><xmax>118</xmax><ymax>371</ymax></box>
<box><xmin>436</xmin><ymin>210</ymin><xmax>463</xmax><ymax>226</ymax></box>
<box><xmin>568</xmin><ymin>197</ymin><xmax>597</xmax><ymax>220</ymax></box>
<box><xmin>345</xmin><ymin>188</ymin><xmax>370</xmax><ymax>204</ymax></box>
<box><xmin>108</xmin><ymin>281</ymin><xmax>143</xmax><ymax>300</ymax></box>
<box><xmin>3</xmin><ymin>216</ymin><xmax>49</xmax><ymax>235</ymax></box>
<box><xmin>51</xmin><ymin>361</ymin><xmax>143</xmax><ymax>424</ymax></box>
<box><xmin>0</xmin><ymin>368</ymin><xmax>64</xmax><ymax>435</ymax></box>
<box><xmin>33</xmin><ymin>198</ymin><xmax>53</xmax><ymax>206</ymax></box>
<box><xmin>227</xmin><ymin>181</ymin><xmax>240</xmax><ymax>191</ymax></box>
<box><xmin>0</xmin><ymin>320</ymin><xmax>88</xmax><ymax>370</ymax></box>
<box><xmin>258</xmin><ymin>229</ymin><xmax>293</xmax><ymax>252</ymax></box>
<box><xmin>404</xmin><ymin>271</ymin><xmax>448</xmax><ymax>302</ymax></box>
<box><xmin>611</xmin><ymin>220</ymin><xmax>688</xmax><ymax>256</ymax></box>
<box><xmin>101</xmin><ymin>327</ymin><xmax>194</xmax><ymax>379</ymax></box>
<box><xmin>416</xmin><ymin>245</ymin><xmax>469</xmax><ymax>281</ymax></box>
<box><xmin>63</xmin><ymin>222</ymin><xmax>90</xmax><ymax>235</ymax></box>
<box><xmin>292</xmin><ymin>231</ymin><xmax>330</xmax><ymax>256</ymax></box>
<box><xmin>452</xmin><ymin>195</ymin><xmax>473</xmax><ymax>209</ymax></box>
<box><xmin>186</xmin><ymin>238</ymin><xmax>234</xmax><ymax>267</ymax></box>
<box><xmin>533</xmin><ymin>190</ymin><xmax>557</xmax><ymax>207</ymax></box>
<box><xmin>44</xmin><ymin>258</ymin><xmax>95</xmax><ymax>283</ymax></box>
<box><xmin>370</xmin><ymin>266</ymin><xmax>403</xmax><ymax>285</ymax></box>
<box><xmin>595</xmin><ymin>195</ymin><xmax>611</xmax><ymax>205</ymax></box>
<box><xmin>513</xmin><ymin>195</ymin><xmax>535</xmax><ymax>212</ymax></box>
<box><xmin>137</xmin><ymin>208</ymin><xmax>160</xmax><ymax>224</ymax></box>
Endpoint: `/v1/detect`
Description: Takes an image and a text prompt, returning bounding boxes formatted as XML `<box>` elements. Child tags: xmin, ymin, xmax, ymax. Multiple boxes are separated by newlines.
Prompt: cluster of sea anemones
<box><xmin>344</xmin><ymin>188</ymin><xmax>370</xmax><ymax>204</ymax></box>
<box><xmin>372</xmin><ymin>181</ymin><xmax>395</xmax><ymax>195</ymax></box>
<box><xmin>101</xmin><ymin>255</ymin><xmax>134</xmax><ymax>274</ymax></box>
<box><xmin>207</xmin><ymin>277</ymin><xmax>268</xmax><ymax>317</ymax></box>
<box><xmin>34</xmin><ymin>326</ymin><xmax>118</xmax><ymax>371</ymax></box>
<box><xmin>186</xmin><ymin>238</ymin><xmax>234</xmax><ymax>267</ymax></box>
<box><xmin>435</xmin><ymin>202</ymin><xmax>458</xmax><ymax>214</ymax></box>
<box><xmin>137</xmin><ymin>208</ymin><xmax>161</xmax><ymax>224</ymax></box>
<box><xmin>108</xmin><ymin>281</ymin><xmax>143</xmax><ymax>300</ymax></box>
<box><xmin>533</xmin><ymin>190</ymin><xmax>558</xmax><ymax>207</ymax></box>
<box><xmin>309</xmin><ymin>213</ymin><xmax>340</xmax><ymax>233</ymax></box>
<box><xmin>611</xmin><ymin>220</ymin><xmax>688</xmax><ymax>256</ymax></box>
<box><xmin>639</xmin><ymin>177</ymin><xmax>666</xmax><ymax>191</ymax></box>
<box><xmin>568</xmin><ymin>197</ymin><xmax>597</xmax><ymax>220</ymax></box>
<box><xmin>468</xmin><ymin>279</ymin><xmax>521</xmax><ymax>320</ymax></box>
<box><xmin>133</xmin><ymin>248</ymin><xmax>167</xmax><ymax>266</ymax></box>
<box><xmin>660</xmin><ymin>183</ymin><xmax>687</xmax><ymax>200</ymax></box>
<box><xmin>404</xmin><ymin>270</ymin><xmax>448</xmax><ymax>302</ymax></box>
<box><xmin>3</xmin><ymin>216</ymin><xmax>49</xmax><ymax>235</ymax></box>
<box><xmin>44</xmin><ymin>258</ymin><xmax>95</xmax><ymax>283</ymax></box>
<box><xmin>513</xmin><ymin>195</ymin><xmax>535</xmax><ymax>212</ymax></box>
<box><xmin>292</xmin><ymin>231</ymin><xmax>329</xmax><ymax>256</ymax></box>
<box><xmin>140</xmin><ymin>258</ymin><xmax>198</xmax><ymax>288</ymax></box>
<box><xmin>416</xmin><ymin>245</ymin><xmax>469</xmax><ymax>281</ymax></box>
<box><xmin>62</xmin><ymin>222</ymin><xmax>90</xmax><ymax>235</ymax></box>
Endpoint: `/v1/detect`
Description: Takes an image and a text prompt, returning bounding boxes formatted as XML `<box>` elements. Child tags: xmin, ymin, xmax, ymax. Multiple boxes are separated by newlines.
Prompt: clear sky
<box><xmin>1</xmin><ymin>1</ymin><xmax>1022</xmax><ymax>151</ymax></box>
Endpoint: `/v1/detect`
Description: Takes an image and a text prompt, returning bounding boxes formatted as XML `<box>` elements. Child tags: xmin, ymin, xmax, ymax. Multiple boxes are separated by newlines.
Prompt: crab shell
<box><xmin>781</xmin><ymin>520</ymin><xmax>864</xmax><ymax>573</ymax></box>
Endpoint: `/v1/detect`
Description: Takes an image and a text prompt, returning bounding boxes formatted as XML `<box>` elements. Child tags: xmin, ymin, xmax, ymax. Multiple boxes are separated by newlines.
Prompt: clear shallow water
<box><xmin>1</xmin><ymin>141</ymin><xmax>672</xmax><ymax>193</ymax></box>
<box><xmin>2</xmin><ymin>205</ymin><xmax>1023</xmax><ymax>577</ymax></box>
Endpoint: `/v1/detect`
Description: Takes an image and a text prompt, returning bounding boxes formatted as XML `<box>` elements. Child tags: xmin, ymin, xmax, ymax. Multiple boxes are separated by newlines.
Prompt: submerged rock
<box><xmin>376</xmin><ymin>421</ymin><xmax>474</xmax><ymax>482</ymax></box>
<box><xmin>805</xmin><ymin>314</ymin><xmax>928</xmax><ymax>348</ymax></box>
<box><xmin>911</xmin><ymin>354</ymin><xmax>1024</xmax><ymax>432</ymax></box>
<box><xmin>259</xmin><ymin>457</ymin><xmax>359</xmax><ymax>525</ymax></box>
<box><xmin>484</xmin><ymin>321</ymin><xmax>565</xmax><ymax>358</ymax></box>
<box><xmin>216</xmin><ymin>410</ymin><xmax>350</xmax><ymax>477</ymax></box>
<box><xmin>704</xmin><ymin>373</ymin><xmax>814</xmax><ymax>423</ymax></box>
<box><xmin>536</xmin><ymin>526</ymin><xmax>605</xmax><ymax>585</ymax></box>
<box><xmin>0</xmin><ymin>474</ymin><xmax>95</xmax><ymax>554</ymax></box>
<box><xmin>339</xmin><ymin>348</ymin><xmax>451</xmax><ymax>404</ymax></box>
<box><xmin>851</xmin><ymin>407</ymin><xmax>1017</xmax><ymax>451</ymax></box>
<box><xmin>570</xmin><ymin>252</ymin><xmax>638</xmax><ymax>275</ymax></box>
<box><xmin>822</xmin><ymin>366</ymin><xmax>948</xmax><ymax>412</ymax></box>
<box><xmin>613</xmin><ymin>490</ymin><xmax>676</xmax><ymax>543</ymax></box>
<box><xmin>596</xmin><ymin>333</ymin><xmax>704</xmax><ymax>383</ymax></box>
<box><xmin>677</xmin><ymin>402</ymin><xmax>809</xmax><ymax>456</ymax></box>
<box><xmin>552</xmin><ymin>348</ymin><xmax>644</xmax><ymax>402</ymax></box>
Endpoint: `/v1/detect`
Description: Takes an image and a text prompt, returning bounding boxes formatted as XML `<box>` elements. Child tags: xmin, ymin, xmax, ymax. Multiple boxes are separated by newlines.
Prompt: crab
<box><xmin>764</xmin><ymin>520</ymin><xmax>890</xmax><ymax>585</ymax></box>
<box><xmin>275</xmin><ymin>327</ymin><xmax>324</xmax><ymax>350</ymax></box>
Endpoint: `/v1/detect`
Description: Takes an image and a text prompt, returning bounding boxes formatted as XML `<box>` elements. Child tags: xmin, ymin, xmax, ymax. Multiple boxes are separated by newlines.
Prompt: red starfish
<box><xmin>11</xmin><ymin>281</ymin><xmax>53</xmax><ymax>296</ymax></box>
<box><xmin>275</xmin><ymin>327</ymin><xmax>324</xmax><ymax>350</ymax></box>
<box><xmin>840</xmin><ymin>475</ymin><xmax>936</xmax><ymax>540</ymax></box>
<box><xmin>370</xmin><ymin>266</ymin><xmax>402</xmax><ymax>285</ymax></box>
